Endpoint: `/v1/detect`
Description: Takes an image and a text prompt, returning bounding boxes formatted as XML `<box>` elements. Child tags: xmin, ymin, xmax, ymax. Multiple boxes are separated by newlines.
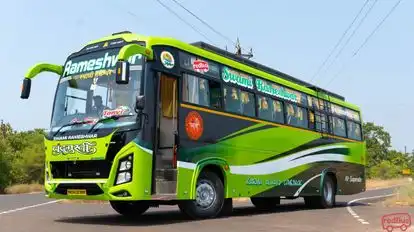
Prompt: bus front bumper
<box><xmin>44</xmin><ymin>179</ymin><xmax>153</xmax><ymax>201</ymax></box>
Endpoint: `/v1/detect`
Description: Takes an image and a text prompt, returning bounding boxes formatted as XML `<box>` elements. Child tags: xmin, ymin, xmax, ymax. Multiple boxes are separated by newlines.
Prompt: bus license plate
<box><xmin>67</xmin><ymin>189</ymin><xmax>87</xmax><ymax>196</ymax></box>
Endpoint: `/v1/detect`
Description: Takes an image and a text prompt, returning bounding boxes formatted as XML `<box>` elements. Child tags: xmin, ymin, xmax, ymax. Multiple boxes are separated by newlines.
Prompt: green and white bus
<box><xmin>20</xmin><ymin>31</ymin><xmax>366</xmax><ymax>219</ymax></box>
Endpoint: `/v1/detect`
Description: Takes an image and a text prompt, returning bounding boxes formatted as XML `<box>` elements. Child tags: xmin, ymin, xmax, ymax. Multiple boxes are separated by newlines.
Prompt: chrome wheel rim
<box><xmin>195</xmin><ymin>180</ymin><xmax>216</xmax><ymax>209</ymax></box>
<box><xmin>323</xmin><ymin>181</ymin><xmax>333</xmax><ymax>204</ymax></box>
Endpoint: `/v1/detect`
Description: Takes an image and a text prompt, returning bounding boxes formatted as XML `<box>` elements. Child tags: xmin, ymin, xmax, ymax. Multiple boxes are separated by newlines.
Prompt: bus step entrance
<box><xmin>155</xmin><ymin>168</ymin><xmax>177</xmax><ymax>194</ymax></box>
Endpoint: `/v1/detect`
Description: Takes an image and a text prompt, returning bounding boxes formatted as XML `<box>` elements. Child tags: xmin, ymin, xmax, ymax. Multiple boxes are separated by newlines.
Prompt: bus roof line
<box><xmin>190</xmin><ymin>41</ymin><xmax>345</xmax><ymax>101</ymax></box>
<box><xmin>78</xmin><ymin>32</ymin><xmax>360</xmax><ymax>111</ymax></box>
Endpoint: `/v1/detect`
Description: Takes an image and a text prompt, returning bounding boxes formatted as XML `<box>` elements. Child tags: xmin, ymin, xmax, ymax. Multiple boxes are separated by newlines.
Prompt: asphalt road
<box><xmin>0</xmin><ymin>187</ymin><xmax>412</xmax><ymax>232</ymax></box>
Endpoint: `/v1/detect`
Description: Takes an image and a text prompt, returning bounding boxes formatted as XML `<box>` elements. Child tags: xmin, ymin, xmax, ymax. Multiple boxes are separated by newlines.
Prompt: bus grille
<box><xmin>50</xmin><ymin>160</ymin><xmax>112</xmax><ymax>179</ymax></box>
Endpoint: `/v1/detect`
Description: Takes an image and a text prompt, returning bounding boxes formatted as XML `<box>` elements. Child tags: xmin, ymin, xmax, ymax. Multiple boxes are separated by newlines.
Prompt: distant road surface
<box><xmin>0</xmin><ymin>187</ymin><xmax>412</xmax><ymax>232</ymax></box>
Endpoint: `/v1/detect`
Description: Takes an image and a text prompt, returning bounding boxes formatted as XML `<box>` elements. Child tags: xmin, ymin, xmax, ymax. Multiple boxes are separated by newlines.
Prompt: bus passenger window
<box><xmin>315</xmin><ymin>112</ymin><xmax>328</xmax><ymax>132</ymax></box>
<box><xmin>286</xmin><ymin>103</ymin><xmax>296</xmax><ymax>125</ymax></box>
<box><xmin>182</xmin><ymin>73</ymin><xmax>223</xmax><ymax>109</ymax></box>
<box><xmin>332</xmin><ymin>117</ymin><xmax>346</xmax><ymax>137</ymax></box>
<box><xmin>272</xmin><ymin>100</ymin><xmax>284</xmax><ymax>123</ymax></box>
<box><xmin>223</xmin><ymin>86</ymin><xmax>241</xmax><ymax>114</ymax></box>
<box><xmin>257</xmin><ymin>96</ymin><xmax>272</xmax><ymax>121</ymax></box>
<box><xmin>182</xmin><ymin>74</ymin><xmax>209</xmax><ymax>107</ymax></box>
<box><xmin>347</xmin><ymin>121</ymin><xmax>362</xmax><ymax>140</ymax></box>
<box><xmin>286</xmin><ymin>103</ymin><xmax>307</xmax><ymax>128</ymax></box>
<box><xmin>309</xmin><ymin>111</ymin><xmax>315</xmax><ymax>129</ymax></box>
<box><xmin>240</xmin><ymin>91</ymin><xmax>255</xmax><ymax>117</ymax></box>
<box><xmin>198</xmin><ymin>79</ymin><xmax>209</xmax><ymax>106</ymax></box>
<box><xmin>209</xmin><ymin>81</ymin><xmax>221</xmax><ymax>109</ymax></box>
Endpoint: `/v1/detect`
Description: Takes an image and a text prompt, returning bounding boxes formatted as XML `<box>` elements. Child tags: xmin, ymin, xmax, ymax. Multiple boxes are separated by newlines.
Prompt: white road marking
<box><xmin>346</xmin><ymin>193</ymin><xmax>396</xmax><ymax>225</ymax></box>
<box><xmin>0</xmin><ymin>200</ymin><xmax>62</xmax><ymax>216</ymax></box>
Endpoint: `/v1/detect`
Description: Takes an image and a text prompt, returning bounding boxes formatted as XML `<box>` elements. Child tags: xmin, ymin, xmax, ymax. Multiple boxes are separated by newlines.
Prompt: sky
<box><xmin>1</xmin><ymin>0</ymin><xmax>412</xmax><ymax>152</ymax></box>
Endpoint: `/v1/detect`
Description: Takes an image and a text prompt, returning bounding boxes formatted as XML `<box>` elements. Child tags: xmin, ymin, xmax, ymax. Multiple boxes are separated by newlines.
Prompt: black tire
<box><xmin>220</xmin><ymin>198</ymin><xmax>233</xmax><ymax>216</ymax></box>
<box><xmin>109</xmin><ymin>201</ymin><xmax>149</xmax><ymax>217</ymax></box>
<box><xmin>178</xmin><ymin>171</ymin><xmax>225</xmax><ymax>219</ymax></box>
<box><xmin>250</xmin><ymin>197</ymin><xmax>280</xmax><ymax>211</ymax></box>
<box><xmin>304</xmin><ymin>175</ymin><xmax>336</xmax><ymax>209</ymax></box>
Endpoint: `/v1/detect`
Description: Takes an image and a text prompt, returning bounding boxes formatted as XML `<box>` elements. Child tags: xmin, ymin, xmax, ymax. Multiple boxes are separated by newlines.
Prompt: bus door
<box><xmin>154</xmin><ymin>72</ymin><xmax>178</xmax><ymax>194</ymax></box>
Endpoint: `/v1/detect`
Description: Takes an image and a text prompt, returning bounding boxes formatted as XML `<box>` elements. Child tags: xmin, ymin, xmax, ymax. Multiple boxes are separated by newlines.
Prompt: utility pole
<box><xmin>235</xmin><ymin>37</ymin><xmax>253</xmax><ymax>59</ymax></box>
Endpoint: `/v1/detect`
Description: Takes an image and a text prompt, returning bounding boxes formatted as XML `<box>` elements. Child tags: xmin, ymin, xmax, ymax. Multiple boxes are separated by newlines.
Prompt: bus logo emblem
<box><xmin>160</xmin><ymin>51</ymin><xmax>175</xmax><ymax>69</ymax></box>
<box><xmin>193</xmin><ymin>60</ymin><xmax>209</xmax><ymax>73</ymax></box>
<box><xmin>185</xmin><ymin>111</ymin><xmax>204</xmax><ymax>140</ymax></box>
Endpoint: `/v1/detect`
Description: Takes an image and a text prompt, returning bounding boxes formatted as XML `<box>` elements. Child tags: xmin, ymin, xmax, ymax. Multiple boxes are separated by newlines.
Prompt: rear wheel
<box><xmin>178</xmin><ymin>170</ymin><xmax>225</xmax><ymax>219</ymax></box>
<box><xmin>250</xmin><ymin>197</ymin><xmax>280</xmax><ymax>211</ymax></box>
<box><xmin>304</xmin><ymin>174</ymin><xmax>336</xmax><ymax>209</ymax></box>
<box><xmin>109</xmin><ymin>201</ymin><xmax>149</xmax><ymax>217</ymax></box>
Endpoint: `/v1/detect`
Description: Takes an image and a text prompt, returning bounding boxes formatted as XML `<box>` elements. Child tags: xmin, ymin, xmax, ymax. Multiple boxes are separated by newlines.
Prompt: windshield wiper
<box><xmin>87</xmin><ymin>115</ymin><xmax>134</xmax><ymax>133</ymax></box>
<box><xmin>53</xmin><ymin>120</ymin><xmax>93</xmax><ymax>136</ymax></box>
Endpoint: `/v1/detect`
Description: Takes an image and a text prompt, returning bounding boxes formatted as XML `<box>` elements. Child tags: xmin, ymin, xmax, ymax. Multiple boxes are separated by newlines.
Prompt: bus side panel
<box><xmin>176</xmin><ymin>104</ymin><xmax>365</xmax><ymax>199</ymax></box>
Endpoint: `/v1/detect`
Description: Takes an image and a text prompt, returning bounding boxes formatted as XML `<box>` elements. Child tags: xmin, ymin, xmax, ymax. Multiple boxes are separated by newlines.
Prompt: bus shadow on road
<box><xmin>54</xmin><ymin>201</ymin><xmax>368</xmax><ymax>226</ymax></box>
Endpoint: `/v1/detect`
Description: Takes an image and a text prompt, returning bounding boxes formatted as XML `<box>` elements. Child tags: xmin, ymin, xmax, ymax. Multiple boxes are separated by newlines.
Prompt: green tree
<box><xmin>0</xmin><ymin>120</ymin><xmax>46</xmax><ymax>190</ymax></box>
<box><xmin>362</xmin><ymin>122</ymin><xmax>392</xmax><ymax>168</ymax></box>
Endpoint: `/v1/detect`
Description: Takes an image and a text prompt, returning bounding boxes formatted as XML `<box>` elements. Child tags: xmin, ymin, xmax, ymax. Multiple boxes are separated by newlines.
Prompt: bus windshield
<box><xmin>50</xmin><ymin>48</ymin><xmax>144</xmax><ymax>132</ymax></box>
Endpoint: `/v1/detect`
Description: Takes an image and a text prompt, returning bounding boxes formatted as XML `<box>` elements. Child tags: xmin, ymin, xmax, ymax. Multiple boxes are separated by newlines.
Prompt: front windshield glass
<box><xmin>50</xmin><ymin>47</ymin><xmax>144</xmax><ymax>132</ymax></box>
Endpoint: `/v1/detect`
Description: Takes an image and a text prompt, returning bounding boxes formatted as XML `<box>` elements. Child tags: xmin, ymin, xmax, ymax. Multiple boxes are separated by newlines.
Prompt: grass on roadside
<box><xmin>366</xmin><ymin>178</ymin><xmax>412</xmax><ymax>190</ymax></box>
<box><xmin>4</xmin><ymin>183</ymin><xmax>43</xmax><ymax>194</ymax></box>
<box><xmin>383</xmin><ymin>183</ymin><xmax>414</xmax><ymax>207</ymax></box>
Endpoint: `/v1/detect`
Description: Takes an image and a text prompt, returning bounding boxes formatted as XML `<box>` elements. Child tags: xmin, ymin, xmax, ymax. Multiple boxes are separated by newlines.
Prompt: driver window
<box><xmin>65</xmin><ymin>87</ymin><xmax>87</xmax><ymax>115</ymax></box>
<box><xmin>92</xmin><ymin>85</ymin><xmax>110</xmax><ymax>108</ymax></box>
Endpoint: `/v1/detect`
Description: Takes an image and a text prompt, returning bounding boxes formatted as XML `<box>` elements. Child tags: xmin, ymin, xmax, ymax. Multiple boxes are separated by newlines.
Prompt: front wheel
<box><xmin>178</xmin><ymin>171</ymin><xmax>225</xmax><ymax>219</ymax></box>
<box><xmin>109</xmin><ymin>201</ymin><xmax>149</xmax><ymax>217</ymax></box>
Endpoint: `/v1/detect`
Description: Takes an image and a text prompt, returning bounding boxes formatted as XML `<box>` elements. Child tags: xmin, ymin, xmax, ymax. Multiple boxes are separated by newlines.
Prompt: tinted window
<box><xmin>346</xmin><ymin>109</ymin><xmax>361</xmax><ymax>122</ymax></box>
<box><xmin>309</xmin><ymin>111</ymin><xmax>315</xmax><ymax>129</ymax></box>
<box><xmin>315</xmin><ymin>112</ymin><xmax>328</xmax><ymax>132</ymax></box>
<box><xmin>307</xmin><ymin>96</ymin><xmax>328</xmax><ymax>111</ymax></box>
<box><xmin>331</xmin><ymin>103</ymin><xmax>347</xmax><ymax>118</ymax></box>
<box><xmin>285</xmin><ymin>103</ymin><xmax>308</xmax><ymax>128</ymax></box>
<box><xmin>51</xmin><ymin>48</ymin><xmax>143</xmax><ymax>129</ymax></box>
<box><xmin>257</xmin><ymin>95</ymin><xmax>284</xmax><ymax>123</ymax></box>
<box><xmin>347</xmin><ymin>121</ymin><xmax>362</xmax><ymax>140</ymax></box>
<box><xmin>182</xmin><ymin>74</ymin><xmax>222</xmax><ymax>109</ymax></box>
<box><xmin>223</xmin><ymin>85</ymin><xmax>255</xmax><ymax>117</ymax></box>
<box><xmin>331</xmin><ymin>116</ymin><xmax>346</xmax><ymax>137</ymax></box>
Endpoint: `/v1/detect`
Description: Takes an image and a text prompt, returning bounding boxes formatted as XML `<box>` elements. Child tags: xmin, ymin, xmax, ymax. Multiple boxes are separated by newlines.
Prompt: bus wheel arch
<box><xmin>178</xmin><ymin>164</ymin><xmax>226</xmax><ymax>219</ymax></box>
<box><xmin>321</xmin><ymin>169</ymin><xmax>338</xmax><ymax>196</ymax></box>
<box><xmin>200</xmin><ymin>164</ymin><xmax>225</xmax><ymax>186</ymax></box>
<box><xmin>304</xmin><ymin>170</ymin><xmax>337</xmax><ymax>209</ymax></box>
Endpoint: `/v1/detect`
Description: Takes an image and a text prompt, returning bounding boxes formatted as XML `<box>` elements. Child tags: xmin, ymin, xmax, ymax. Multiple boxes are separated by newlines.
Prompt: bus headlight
<box><xmin>119</xmin><ymin>160</ymin><xmax>132</xmax><ymax>171</ymax></box>
<box><xmin>115</xmin><ymin>154</ymin><xmax>133</xmax><ymax>185</ymax></box>
<box><xmin>116</xmin><ymin>172</ymin><xmax>132</xmax><ymax>185</ymax></box>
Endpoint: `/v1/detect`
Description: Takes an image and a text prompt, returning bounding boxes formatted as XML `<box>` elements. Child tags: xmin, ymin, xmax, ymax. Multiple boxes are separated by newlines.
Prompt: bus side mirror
<box><xmin>20</xmin><ymin>78</ymin><xmax>31</xmax><ymax>99</ymax></box>
<box><xmin>135</xmin><ymin>95</ymin><xmax>145</xmax><ymax>112</ymax></box>
<box><xmin>115</xmin><ymin>60</ymin><xmax>130</xmax><ymax>85</ymax></box>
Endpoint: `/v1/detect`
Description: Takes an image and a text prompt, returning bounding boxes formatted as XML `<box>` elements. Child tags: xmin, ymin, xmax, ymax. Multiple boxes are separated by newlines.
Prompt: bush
<box><xmin>369</xmin><ymin>160</ymin><xmax>402</xmax><ymax>179</ymax></box>
<box><xmin>4</xmin><ymin>184</ymin><xmax>43</xmax><ymax>194</ymax></box>
<box><xmin>0</xmin><ymin>121</ymin><xmax>45</xmax><ymax>193</ymax></box>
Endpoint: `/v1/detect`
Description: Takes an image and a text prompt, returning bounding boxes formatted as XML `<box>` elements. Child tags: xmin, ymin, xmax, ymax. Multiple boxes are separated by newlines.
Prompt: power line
<box><xmin>324</xmin><ymin>0</ymin><xmax>402</xmax><ymax>88</ymax></box>
<box><xmin>154</xmin><ymin>0</ymin><xmax>217</xmax><ymax>45</ymax></box>
<box><xmin>168</xmin><ymin>0</ymin><xmax>250</xmax><ymax>54</ymax></box>
<box><xmin>353</xmin><ymin>0</ymin><xmax>402</xmax><ymax>57</ymax></box>
<box><xmin>169</xmin><ymin>0</ymin><xmax>235</xmax><ymax>45</ymax></box>
<box><xmin>316</xmin><ymin>0</ymin><xmax>378</xmax><ymax>83</ymax></box>
<box><xmin>309</xmin><ymin>0</ymin><xmax>370</xmax><ymax>84</ymax></box>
